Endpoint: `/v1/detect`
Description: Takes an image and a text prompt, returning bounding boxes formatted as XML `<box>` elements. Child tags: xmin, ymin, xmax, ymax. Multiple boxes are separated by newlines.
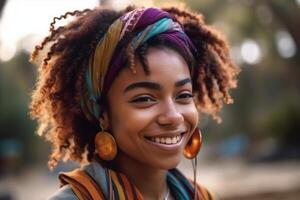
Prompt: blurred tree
<box><xmin>0</xmin><ymin>51</ymin><xmax>49</xmax><ymax>165</ymax></box>
<box><xmin>176</xmin><ymin>0</ymin><xmax>300</xmax><ymax>160</ymax></box>
<box><xmin>264</xmin><ymin>0</ymin><xmax>300</xmax><ymax>68</ymax></box>
<box><xmin>0</xmin><ymin>0</ymin><xmax>7</xmax><ymax>18</ymax></box>
<box><xmin>99</xmin><ymin>0</ymin><xmax>109</xmax><ymax>6</ymax></box>
<box><xmin>153</xmin><ymin>0</ymin><xmax>185</xmax><ymax>7</ymax></box>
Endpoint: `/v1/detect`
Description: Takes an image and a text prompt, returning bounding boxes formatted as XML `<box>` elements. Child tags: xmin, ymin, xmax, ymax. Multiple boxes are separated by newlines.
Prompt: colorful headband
<box><xmin>81</xmin><ymin>7</ymin><xmax>196</xmax><ymax>121</ymax></box>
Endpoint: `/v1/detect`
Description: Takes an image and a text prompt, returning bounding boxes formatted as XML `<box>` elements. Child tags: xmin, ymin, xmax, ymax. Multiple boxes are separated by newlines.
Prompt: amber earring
<box><xmin>184</xmin><ymin>128</ymin><xmax>202</xmax><ymax>159</ymax></box>
<box><xmin>184</xmin><ymin>128</ymin><xmax>202</xmax><ymax>200</ymax></box>
<box><xmin>94</xmin><ymin>122</ymin><xmax>117</xmax><ymax>161</ymax></box>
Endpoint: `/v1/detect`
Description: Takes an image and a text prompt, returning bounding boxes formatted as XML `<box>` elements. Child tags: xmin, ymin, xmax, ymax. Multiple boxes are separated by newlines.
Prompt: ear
<box><xmin>100</xmin><ymin>111</ymin><xmax>110</xmax><ymax>130</ymax></box>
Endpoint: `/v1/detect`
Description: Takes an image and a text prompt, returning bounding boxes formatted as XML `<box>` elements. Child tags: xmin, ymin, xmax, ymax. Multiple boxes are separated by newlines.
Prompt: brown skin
<box><xmin>102</xmin><ymin>47</ymin><xmax>198</xmax><ymax>199</ymax></box>
<box><xmin>30</xmin><ymin>7</ymin><xmax>239</xmax><ymax>169</ymax></box>
<box><xmin>29</xmin><ymin>6</ymin><xmax>240</xmax><ymax>199</ymax></box>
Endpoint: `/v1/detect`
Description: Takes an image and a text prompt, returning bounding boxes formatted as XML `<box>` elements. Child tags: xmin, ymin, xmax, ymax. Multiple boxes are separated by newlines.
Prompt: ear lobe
<box><xmin>100</xmin><ymin>111</ymin><xmax>110</xmax><ymax>130</ymax></box>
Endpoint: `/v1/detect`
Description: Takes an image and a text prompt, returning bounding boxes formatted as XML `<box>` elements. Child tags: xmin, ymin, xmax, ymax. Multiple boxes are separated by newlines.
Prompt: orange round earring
<box><xmin>94</xmin><ymin>127</ymin><xmax>117</xmax><ymax>161</ymax></box>
<box><xmin>184</xmin><ymin>128</ymin><xmax>202</xmax><ymax>200</ymax></box>
<box><xmin>183</xmin><ymin>128</ymin><xmax>202</xmax><ymax>159</ymax></box>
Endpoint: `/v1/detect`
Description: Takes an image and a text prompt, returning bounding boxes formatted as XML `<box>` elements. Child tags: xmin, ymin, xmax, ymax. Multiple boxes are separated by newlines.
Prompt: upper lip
<box><xmin>144</xmin><ymin>131</ymin><xmax>187</xmax><ymax>138</ymax></box>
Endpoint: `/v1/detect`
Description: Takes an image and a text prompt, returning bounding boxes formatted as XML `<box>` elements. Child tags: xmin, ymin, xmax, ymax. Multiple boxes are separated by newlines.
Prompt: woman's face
<box><xmin>105</xmin><ymin>47</ymin><xmax>199</xmax><ymax>169</ymax></box>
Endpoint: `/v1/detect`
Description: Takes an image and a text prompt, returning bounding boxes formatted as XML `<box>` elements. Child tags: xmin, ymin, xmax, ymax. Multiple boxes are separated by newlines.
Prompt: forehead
<box><xmin>112</xmin><ymin>47</ymin><xmax>191</xmax><ymax>87</ymax></box>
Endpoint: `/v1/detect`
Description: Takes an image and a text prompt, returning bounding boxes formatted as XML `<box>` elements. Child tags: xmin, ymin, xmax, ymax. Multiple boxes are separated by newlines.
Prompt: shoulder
<box><xmin>196</xmin><ymin>183</ymin><xmax>217</xmax><ymax>200</ymax></box>
<box><xmin>167</xmin><ymin>169</ymin><xmax>217</xmax><ymax>200</ymax></box>
<box><xmin>50</xmin><ymin>161</ymin><xmax>108</xmax><ymax>200</ymax></box>
<box><xmin>47</xmin><ymin>185</ymin><xmax>79</xmax><ymax>200</ymax></box>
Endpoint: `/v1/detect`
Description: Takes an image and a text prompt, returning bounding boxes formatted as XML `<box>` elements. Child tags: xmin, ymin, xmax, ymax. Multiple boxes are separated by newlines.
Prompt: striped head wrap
<box><xmin>81</xmin><ymin>7</ymin><xmax>197</xmax><ymax>121</ymax></box>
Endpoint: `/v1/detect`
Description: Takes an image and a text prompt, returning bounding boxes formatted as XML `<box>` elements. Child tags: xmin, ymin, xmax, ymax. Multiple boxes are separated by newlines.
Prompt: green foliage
<box><xmin>0</xmin><ymin>51</ymin><xmax>48</xmax><ymax>164</ymax></box>
<box><xmin>263</xmin><ymin>98</ymin><xmax>300</xmax><ymax>146</ymax></box>
<box><xmin>181</xmin><ymin>0</ymin><xmax>300</xmax><ymax>153</ymax></box>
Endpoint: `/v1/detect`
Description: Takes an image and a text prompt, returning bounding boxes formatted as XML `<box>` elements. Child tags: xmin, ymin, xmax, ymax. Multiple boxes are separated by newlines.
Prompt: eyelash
<box><xmin>130</xmin><ymin>92</ymin><xmax>193</xmax><ymax>104</ymax></box>
<box><xmin>177</xmin><ymin>92</ymin><xmax>193</xmax><ymax>99</ymax></box>
<box><xmin>130</xmin><ymin>96</ymin><xmax>155</xmax><ymax>103</ymax></box>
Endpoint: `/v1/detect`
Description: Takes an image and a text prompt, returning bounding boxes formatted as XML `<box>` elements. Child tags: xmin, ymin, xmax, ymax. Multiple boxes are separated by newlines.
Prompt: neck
<box><xmin>113</xmin><ymin>151</ymin><xmax>169</xmax><ymax>200</ymax></box>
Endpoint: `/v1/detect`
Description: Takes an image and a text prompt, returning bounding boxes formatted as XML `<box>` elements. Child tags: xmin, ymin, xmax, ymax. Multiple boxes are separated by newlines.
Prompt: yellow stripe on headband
<box><xmin>91</xmin><ymin>18</ymin><xmax>123</xmax><ymax>96</ymax></box>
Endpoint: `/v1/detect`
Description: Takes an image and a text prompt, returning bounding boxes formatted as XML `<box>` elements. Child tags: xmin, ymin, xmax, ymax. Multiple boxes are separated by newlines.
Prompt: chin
<box><xmin>151</xmin><ymin>155</ymin><xmax>183</xmax><ymax>170</ymax></box>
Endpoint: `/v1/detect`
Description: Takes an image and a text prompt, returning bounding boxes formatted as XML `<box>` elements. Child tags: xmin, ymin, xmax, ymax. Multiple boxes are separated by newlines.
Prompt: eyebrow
<box><xmin>124</xmin><ymin>78</ymin><xmax>192</xmax><ymax>93</ymax></box>
<box><xmin>124</xmin><ymin>82</ymin><xmax>161</xmax><ymax>93</ymax></box>
<box><xmin>175</xmin><ymin>78</ymin><xmax>192</xmax><ymax>87</ymax></box>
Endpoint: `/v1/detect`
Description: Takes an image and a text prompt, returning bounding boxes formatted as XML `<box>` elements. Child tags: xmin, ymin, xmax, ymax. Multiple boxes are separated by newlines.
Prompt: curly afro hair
<box><xmin>29</xmin><ymin>6</ymin><xmax>239</xmax><ymax>169</ymax></box>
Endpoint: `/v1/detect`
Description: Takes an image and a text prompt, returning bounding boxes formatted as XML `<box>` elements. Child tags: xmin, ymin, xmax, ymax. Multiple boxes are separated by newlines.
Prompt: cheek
<box><xmin>108</xmin><ymin>102</ymin><xmax>131</xmax><ymax>136</ymax></box>
<box><xmin>181</xmin><ymin>103</ymin><xmax>199</xmax><ymax>131</ymax></box>
<box><xmin>108</xmin><ymin>101</ymin><xmax>155</xmax><ymax>143</ymax></box>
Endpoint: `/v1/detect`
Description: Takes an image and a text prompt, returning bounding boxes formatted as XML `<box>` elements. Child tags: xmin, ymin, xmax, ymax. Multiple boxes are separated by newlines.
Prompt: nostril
<box><xmin>157</xmin><ymin>101</ymin><xmax>184</xmax><ymax>125</ymax></box>
<box><xmin>157</xmin><ymin>113</ymin><xmax>184</xmax><ymax>126</ymax></box>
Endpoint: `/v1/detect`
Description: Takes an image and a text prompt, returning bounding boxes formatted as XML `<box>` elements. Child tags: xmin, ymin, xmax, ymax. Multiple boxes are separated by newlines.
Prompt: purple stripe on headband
<box><xmin>156</xmin><ymin>32</ymin><xmax>194</xmax><ymax>59</ymax></box>
<box><xmin>134</xmin><ymin>8</ymin><xmax>174</xmax><ymax>30</ymax></box>
<box><xmin>102</xmin><ymin>47</ymin><xmax>127</xmax><ymax>94</ymax></box>
<box><xmin>155</xmin><ymin>29</ymin><xmax>196</xmax><ymax>54</ymax></box>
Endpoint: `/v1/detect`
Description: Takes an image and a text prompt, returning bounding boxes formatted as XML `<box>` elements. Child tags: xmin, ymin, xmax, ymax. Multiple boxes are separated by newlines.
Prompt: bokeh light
<box><xmin>276</xmin><ymin>30</ymin><xmax>297</xmax><ymax>58</ymax></box>
<box><xmin>241</xmin><ymin>39</ymin><xmax>262</xmax><ymax>65</ymax></box>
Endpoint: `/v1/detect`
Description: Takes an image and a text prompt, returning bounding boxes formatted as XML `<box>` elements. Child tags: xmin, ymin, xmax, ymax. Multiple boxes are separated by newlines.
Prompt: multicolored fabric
<box><xmin>81</xmin><ymin>7</ymin><xmax>197</xmax><ymax>121</ymax></box>
<box><xmin>58</xmin><ymin>161</ymin><xmax>215</xmax><ymax>200</ymax></box>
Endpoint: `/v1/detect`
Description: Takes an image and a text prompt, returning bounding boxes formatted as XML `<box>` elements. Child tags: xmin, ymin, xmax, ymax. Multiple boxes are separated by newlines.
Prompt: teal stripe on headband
<box><xmin>131</xmin><ymin>18</ymin><xmax>175</xmax><ymax>49</ymax></box>
<box><xmin>85</xmin><ymin>68</ymin><xmax>101</xmax><ymax>119</ymax></box>
<box><xmin>143</xmin><ymin>18</ymin><xmax>173</xmax><ymax>42</ymax></box>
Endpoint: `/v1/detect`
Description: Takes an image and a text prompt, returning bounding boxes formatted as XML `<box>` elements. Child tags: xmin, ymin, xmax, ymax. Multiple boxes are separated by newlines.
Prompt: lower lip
<box><xmin>144</xmin><ymin>134</ymin><xmax>187</xmax><ymax>152</ymax></box>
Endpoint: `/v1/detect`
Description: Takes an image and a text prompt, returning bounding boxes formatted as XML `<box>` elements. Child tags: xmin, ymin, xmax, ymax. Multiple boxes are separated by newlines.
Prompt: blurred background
<box><xmin>0</xmin><ymin>0</ymin><xmax>300</xmax><ymax>199</ymax></box>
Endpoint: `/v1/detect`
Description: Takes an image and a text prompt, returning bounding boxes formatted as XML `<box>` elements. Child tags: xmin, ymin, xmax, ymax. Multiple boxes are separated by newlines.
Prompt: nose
<box><xmin>157</xmin><ymin>99</ymin><xmax>184</xmax><ymax>127</ymax></box>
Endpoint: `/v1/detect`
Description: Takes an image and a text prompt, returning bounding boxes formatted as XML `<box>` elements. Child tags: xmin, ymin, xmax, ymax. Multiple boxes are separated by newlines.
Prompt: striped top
<box><xmin>49</xmin><ymin>161</ymin><xmax>216</xmax><ymax>200</ymax></box>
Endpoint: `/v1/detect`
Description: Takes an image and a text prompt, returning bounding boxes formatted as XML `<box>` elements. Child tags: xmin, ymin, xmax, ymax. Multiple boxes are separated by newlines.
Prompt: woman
<box><xmin>30</xmin><ymin>5</ymin><xmax>238</xmax><ymax>200</ymax></box>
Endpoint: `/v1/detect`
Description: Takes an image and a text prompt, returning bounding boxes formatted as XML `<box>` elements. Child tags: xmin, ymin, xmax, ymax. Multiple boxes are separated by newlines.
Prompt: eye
<box><xmin>177</xmin><ymin>92</ymin><xmax>193</xmax><ymax>99</ymax></box>
<box><xmin>176</xmin><ymin>92</ymin><xmax>193</xmax><ymax>103</ymax></box>
<box><xmin>130</xmin><ymin>95</ymin><xmax>155</xmax><ymax>103</ymax></box>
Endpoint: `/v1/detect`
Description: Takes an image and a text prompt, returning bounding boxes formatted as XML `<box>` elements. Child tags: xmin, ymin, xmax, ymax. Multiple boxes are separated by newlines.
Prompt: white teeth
<box><xmin>155</xmin><ymin>137</ymin><xmax>160</xmax><ymax>143</ymax></box>
<box><xmin>148</xmin><ymin>135</ymin><xmax>182</xmax><ymax>145</ymax></box>
<box><xmin>172</xmin><ymin>137</ymin><xmax>177</xmax><ymax>143</ymax></box>
<box><xmin>166</xmin><ymin>137</ymin><xmax>171</xmax><ymax>144</ymax></box>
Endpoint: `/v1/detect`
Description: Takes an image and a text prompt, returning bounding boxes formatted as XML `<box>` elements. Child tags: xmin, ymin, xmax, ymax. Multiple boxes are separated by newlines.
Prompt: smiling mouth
<box><xmin>145</xmin><ymin>133</ymin><xmax>185</xmax><ymax>145</ymax></box>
